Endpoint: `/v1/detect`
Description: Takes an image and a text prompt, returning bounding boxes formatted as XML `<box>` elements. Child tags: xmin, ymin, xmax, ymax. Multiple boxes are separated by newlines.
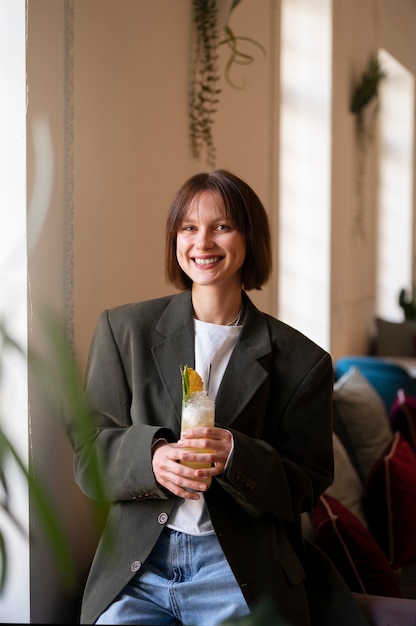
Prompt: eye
<box><xmin>182</xmin><ymin>224</ymin><xmax>196</xmax><ymax>232</ymax></box>
<box><xmin>215</xmin><ymin>223</ymin><xmax>231</xmax><ymax>232</ymax></box>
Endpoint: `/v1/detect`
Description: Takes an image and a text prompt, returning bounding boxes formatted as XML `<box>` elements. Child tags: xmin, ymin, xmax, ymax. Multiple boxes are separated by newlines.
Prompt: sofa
<box><xmin>303</xmin><ymin>359</ymin><xmax>416</xmax><ymax>625</ymax></box>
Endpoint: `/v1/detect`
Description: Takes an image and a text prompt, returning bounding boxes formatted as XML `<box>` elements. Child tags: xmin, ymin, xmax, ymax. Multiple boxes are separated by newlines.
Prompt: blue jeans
<box><xmin>95</xmin><ymin>528</ymin><xmax>250</xmax><ymax>625</ymax></box>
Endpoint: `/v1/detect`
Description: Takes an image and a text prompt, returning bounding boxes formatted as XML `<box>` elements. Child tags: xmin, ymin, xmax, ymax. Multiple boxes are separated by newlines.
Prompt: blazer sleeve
<box><xmin>67</xmin><ymin>309</ymin><xmax>175</xmax><ymax>502</ymax></box>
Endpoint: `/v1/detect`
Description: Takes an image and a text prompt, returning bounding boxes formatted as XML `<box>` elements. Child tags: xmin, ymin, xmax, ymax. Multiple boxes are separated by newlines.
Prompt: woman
<box><xmin>68</xmin><ymin>170</ymin><xmax>361</xmax><ymax>625</ymax></box>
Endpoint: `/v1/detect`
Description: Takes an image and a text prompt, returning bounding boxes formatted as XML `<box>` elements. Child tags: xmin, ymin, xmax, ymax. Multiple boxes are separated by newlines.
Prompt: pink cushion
<box><xmin>364</xmin><ymin>432</ymin><xmax>416</xmax><ymax>569</ymax></box>
<box><xmin>389</xmin><ymin>389</ymin><xmax>416</xmax><ymax>452</ymax></box>
<box><xmin>311</xmin><ymin>494</ymin><xmax>401</xmax><ymax>597</ymax></box>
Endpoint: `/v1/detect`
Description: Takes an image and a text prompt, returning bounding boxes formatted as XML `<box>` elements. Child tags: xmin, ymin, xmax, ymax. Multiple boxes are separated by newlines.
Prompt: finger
<box><xmin>180</xmin><ymin>427</ymin><xmax>220</xmax><ymax>440</ymax></box>
<box><xmin>195</xmin><ymin>461</ymin><xmax>224</xmax><ymax>477</ymax></box>
<box><xmin>163</xmin><ymin>481</ymin><xmax>201</xmax><ymax>499</ymax></box>
<box><xmin>156</xmin><ymin>461</ymin><xmax>211</xmax><ymax>493</ymax></box>
<box><xmin>178</xmin><ymin>439</ymin><xmax>217</xmax><ymax>454</ymax></box>
<box><xmin>160</xmin><ymin>475</ymin><xmax>209</xmax><ymax>498</ymax></box>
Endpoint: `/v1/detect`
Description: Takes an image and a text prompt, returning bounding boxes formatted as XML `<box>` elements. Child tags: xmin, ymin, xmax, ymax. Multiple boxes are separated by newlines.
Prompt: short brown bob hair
<box><xmin>165</xmin><ymin>170</ymin><xmax>272</xmax><ymax>291</ymax></box>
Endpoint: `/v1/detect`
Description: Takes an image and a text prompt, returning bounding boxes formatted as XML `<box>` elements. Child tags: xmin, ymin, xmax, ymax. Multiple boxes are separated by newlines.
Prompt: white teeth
<box><xmin>194</xmin><ymin>257</ymin><xmax>220</xmax><ymax>266</ymax></box>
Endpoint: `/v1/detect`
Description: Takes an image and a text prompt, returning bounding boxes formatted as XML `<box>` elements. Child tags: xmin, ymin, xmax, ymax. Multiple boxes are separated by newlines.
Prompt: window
<box><xmin>279</xmin><ymin>0</ymin><xmax>332</xmax><ymax>350</ymax></box>
<box><xmin>376</xmin><ymin>50</ymin><xmax>414</xmax><ymax>321</ymax></box>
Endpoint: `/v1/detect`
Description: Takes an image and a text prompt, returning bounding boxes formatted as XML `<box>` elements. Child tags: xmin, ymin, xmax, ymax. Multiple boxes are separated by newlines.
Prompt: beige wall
<box><xmin>29</xmin><ymin>0</ymin><xmax>416</xmax><ymax>369</ymax></box>
<box><xmin>71</xmin><ymin>0</ymin><xmax>279</xmax><ymax>374</ymax></box>
<box><xmin>25</xmin><ymin>0</ymin><xmax>416</xmax><ymax>621</ymax></box>
<box><xmin>331</xmin><ymin>0</ymin><xmax>416</xmax><ymax>357</ymax></box>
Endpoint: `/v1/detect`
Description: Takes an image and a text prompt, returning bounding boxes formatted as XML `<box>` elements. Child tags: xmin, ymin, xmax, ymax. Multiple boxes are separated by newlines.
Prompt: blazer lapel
<box><xmin>151</xmin><ymin>291</ymin><xmax>272</xmax><ymax>429</ymax></box>
<box><xmin>215</xmin><ymin>297</ymin><xmax>272</xmax><ymax>428</ymax></box>
<box><xmin>152</xmin><ymin>291</ymin><xmax>195</xmax><ymax>423</ymax></box>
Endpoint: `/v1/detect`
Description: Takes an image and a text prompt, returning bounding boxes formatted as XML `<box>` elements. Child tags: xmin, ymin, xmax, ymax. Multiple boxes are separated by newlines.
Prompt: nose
<box><xmin>196</xmin><ymin>228</ymin><xmax>214</xmax><ymax>250</ymax></box>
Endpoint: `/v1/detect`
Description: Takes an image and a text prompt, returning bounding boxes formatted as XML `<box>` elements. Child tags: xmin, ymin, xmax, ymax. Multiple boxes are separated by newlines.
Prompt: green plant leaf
<box><xmin>0</xmin><ymin>310</ymin><xmax>111</xmax><ymax>594</ymax></box>
<box><xmin>0</xmin><ymin>427</ymin><xmax>78</xmax><ymax>590</ymax></box>
<box><xmin>350</xmin><ymin>56</ymin><xmax>387</xmax><ymax>114</ymax></box>
<box><xmin>0</xmin><ymin>531</ymin><xmax>6</xmax><ymax>594</ymax></box>
<box><xmin>181</xmin><ymin>365</ymin><xmax>190</xmax><ymax>405</ymax></box>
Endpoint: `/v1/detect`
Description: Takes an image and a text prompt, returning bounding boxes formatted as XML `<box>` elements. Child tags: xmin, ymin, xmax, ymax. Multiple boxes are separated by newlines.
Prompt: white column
<box><xmin>0</xmin><ymin>0</ymin><xmax>30</xmax><ymax>622</ymax></box>
<box><xmin>279</xmin><ymin>0</ymin><xmax>332</xmax><ymax>350</ymax></box>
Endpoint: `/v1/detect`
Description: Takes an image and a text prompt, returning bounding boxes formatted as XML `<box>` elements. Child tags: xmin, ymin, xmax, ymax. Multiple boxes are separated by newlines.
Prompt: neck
<box><xmin>191</xmin><ymin>286</ymin><xmax>243</xmax><ymax>326</ymax></box>
<box><xmin>225</xmin><ymin>301</ymin><xmax>245</xmax><ymax>326</ymax></box>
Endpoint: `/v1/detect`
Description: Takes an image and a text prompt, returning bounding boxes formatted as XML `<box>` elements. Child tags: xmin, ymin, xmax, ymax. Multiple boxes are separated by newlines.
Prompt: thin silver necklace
<box><xmin>226</xmin><ymin>302</ymin><xmax>245</xmax><ymax>327</ymax></box>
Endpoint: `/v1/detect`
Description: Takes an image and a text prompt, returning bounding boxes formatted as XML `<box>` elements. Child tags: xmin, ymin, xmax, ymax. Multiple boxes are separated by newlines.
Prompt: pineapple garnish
<box><xmin>181</xmin><ymin>365</ymin><xmax>203</xmax><ymax>404</ymax></box>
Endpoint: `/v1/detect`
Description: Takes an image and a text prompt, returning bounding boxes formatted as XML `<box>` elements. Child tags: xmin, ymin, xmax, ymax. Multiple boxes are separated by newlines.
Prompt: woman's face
<box><xmin>176</xmin><ymin>191</ymin><xmax>246</xmax><ymax>290</ymax></box>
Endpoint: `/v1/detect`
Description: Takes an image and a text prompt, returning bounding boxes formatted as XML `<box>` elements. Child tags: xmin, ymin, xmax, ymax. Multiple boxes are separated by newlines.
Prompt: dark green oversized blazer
<box><xmin>68</xmin><ymin>290</ymin><xmax>366</xmax><ymax>625</ymax></box>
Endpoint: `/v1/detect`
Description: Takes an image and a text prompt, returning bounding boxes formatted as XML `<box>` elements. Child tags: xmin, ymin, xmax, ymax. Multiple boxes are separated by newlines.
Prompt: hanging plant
<box><xmin>189</xmin><ymin>0</ymin><xmax>265</xmax><ymax>167</ymax></box>
<box><xmin>189</xmin><ymin>0</ymin><xmax>221</xmax><ymax>168</ymax></box>
<box><xmin>350</xmin><ymin>55</ymin><xmax>387</xmax><ymax>241</ymax></box>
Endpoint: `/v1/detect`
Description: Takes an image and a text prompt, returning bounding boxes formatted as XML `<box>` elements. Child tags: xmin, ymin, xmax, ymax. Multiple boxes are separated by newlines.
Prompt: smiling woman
<box><xmin>62</xmin><ymin>169</ymin><xmax>367</xmax><ymax>626</ymax></box>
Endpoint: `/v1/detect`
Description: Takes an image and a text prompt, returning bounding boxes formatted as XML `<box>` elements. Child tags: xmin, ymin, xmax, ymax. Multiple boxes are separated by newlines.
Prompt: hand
<box><xmin>151</xmin><ymin>427</ymin><xmax>232</xmax><ymax>499</ymax></box>
<box><xmin>152</xmin><ymin>441</ymin><xmax>211</xmax><ymax>499</ymax></box>
<box><xmin>178</xmin><ymin>426</ymin><xmax>233</xmax><ymax>477</ymax></box>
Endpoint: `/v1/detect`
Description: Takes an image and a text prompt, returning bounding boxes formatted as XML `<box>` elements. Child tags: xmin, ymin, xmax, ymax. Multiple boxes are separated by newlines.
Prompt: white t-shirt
<box><xmin>167</xmin><ymin>319</ymin><xmax>242</xmax><ymax>535</ymax></box>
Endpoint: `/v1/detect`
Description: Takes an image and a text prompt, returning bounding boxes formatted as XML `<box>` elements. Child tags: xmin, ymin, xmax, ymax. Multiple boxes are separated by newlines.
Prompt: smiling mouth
<box><xmin>193</xmin><ymin>257</ymin><xmax>222</xmax><ymax>266</ymax></box>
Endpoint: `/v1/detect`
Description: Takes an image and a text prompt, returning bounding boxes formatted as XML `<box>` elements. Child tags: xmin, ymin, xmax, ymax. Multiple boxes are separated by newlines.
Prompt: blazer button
<box><xmin>131</xmin><ymin>560</ymin><xmax>141</xmax><ymax>573</ymax></box>
<box><xmin>158</xmin><ymin>512</ymin><xmax>168</xmax><ymax>525</ymax></box>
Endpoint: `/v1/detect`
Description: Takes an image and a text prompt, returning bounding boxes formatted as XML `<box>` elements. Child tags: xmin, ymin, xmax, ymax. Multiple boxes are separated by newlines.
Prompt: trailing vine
<box><xmin>189</xmin><ymin>0</ymin><xmax>221</xmax><ymax>167</ymax></box>
<box><xmin>350</xmin><ymin>55</ymin><xmax>386</xmax><ymax>241</ymax></box>
<box><xmin>189</xmin><ymin>0</ymin><xmax>265</xmax><ymax>167</ymax></box>
<box><xmin>220</xmin><ymin>16</ymin><xmax>266</xmax><ymax>89</ymax></box>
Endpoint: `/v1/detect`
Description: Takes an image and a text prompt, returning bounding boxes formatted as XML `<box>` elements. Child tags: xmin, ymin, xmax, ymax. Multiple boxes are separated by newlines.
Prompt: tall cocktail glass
<box><xmin>180</xmin><ymin>390</ymin><xmax>215</xmax><ymax>487</ymax></box>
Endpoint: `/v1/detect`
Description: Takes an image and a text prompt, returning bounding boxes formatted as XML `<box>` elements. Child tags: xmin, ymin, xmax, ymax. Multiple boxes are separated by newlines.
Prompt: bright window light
<box><xmin>0</xmin><ymin>0</ymin><xmax>30</xmax><ymax>621</ymax></box>
<box><xmin>376</xmin><ymin>50</ymin><xmax>414</xmax><ymax>321</ymax></box>
<box><xmin>279</xmin><ymin>0</ymin><xmax>331</xmax><ymax>350</ymax></box>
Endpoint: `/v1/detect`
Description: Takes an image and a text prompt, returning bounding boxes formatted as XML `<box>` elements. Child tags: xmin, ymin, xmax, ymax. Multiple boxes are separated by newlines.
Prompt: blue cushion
<box><xmin>334</xmin><ymin>356</ymin><xmax>416</xmax><ymax>414</ymax></box>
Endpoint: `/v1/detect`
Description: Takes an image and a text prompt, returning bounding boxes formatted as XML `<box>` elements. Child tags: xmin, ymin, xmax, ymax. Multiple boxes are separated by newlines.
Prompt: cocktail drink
<box><xmin>180</xmin><ymin>390</ymin><xmax>215</xmax><ymax>487</ymax></box>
